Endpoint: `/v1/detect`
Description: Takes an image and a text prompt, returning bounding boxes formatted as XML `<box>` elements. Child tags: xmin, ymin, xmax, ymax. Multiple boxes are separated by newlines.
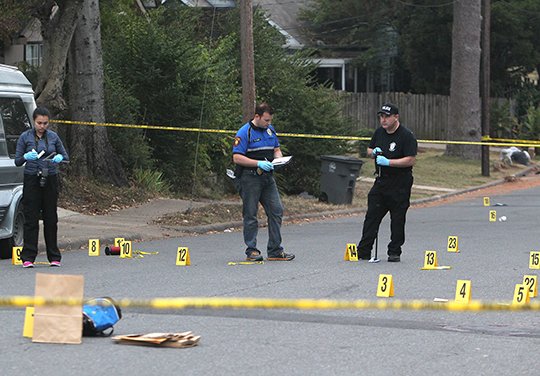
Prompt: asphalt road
<box><xmin>2</xmin><ymin>185</ymin><xmax>540</xmax><ymax>375</ymax></box>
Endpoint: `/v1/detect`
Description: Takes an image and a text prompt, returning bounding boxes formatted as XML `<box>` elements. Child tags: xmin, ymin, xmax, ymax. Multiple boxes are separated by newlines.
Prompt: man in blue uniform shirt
<box><xmin>232</xmin><ymin>103</ymin><xmax>294</xmax><ymax>262</ymax></box>
<box><xmin>357</xmin><ymin>103</ymin><xmax>417</xmax><ymax>262</ymax></box>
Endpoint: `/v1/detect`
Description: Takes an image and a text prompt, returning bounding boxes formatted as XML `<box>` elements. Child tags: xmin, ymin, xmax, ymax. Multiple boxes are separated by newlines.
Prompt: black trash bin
<box><xmin>319</xmin><ymin>155</ymin><xmax>364</xmax><ymax>205</ymax></box>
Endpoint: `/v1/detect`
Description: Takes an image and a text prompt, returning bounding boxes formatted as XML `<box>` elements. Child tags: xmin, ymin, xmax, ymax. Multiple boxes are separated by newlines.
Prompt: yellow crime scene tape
<box><xmin>1</xmin><ymin>295</ymin><xmax>539</xmax><ymax>312</ymax></box>
<box><xmin>52</xmin><ymin>119</ymin><xmax>540</xmax><ymax>147</ymax></box>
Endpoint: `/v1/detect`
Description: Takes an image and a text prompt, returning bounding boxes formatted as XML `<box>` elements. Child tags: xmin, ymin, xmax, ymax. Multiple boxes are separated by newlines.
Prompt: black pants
<box><xmin>358</xmin><ymin>174</ymin><xmax>413</xmax><ymax>258</ymax></box>
<box><xmin>20</xmin><ymin>174</ymin><xmax>61</xmax><ymax>263</ymax></box>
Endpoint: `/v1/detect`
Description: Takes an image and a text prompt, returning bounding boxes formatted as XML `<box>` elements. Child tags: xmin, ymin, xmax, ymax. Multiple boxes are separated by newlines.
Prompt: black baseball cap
<box><xmin>377</xmin><ymin>103</ymin><xmax>399</xmax><ymax>116</ymax></box>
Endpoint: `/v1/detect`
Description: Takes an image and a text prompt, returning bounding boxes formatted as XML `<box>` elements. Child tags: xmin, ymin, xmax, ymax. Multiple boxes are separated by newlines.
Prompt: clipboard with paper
<box><xmin>271</xmin><ymin>156</ymin><xmax>292</xmax><ymax>167</ymax></box>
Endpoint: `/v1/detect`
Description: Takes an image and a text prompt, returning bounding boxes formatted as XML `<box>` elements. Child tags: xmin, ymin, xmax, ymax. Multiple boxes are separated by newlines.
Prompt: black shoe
<box><xmin>387</xmin><ymin>255</ymin><xmax>401</xmax><ymax>262</ymax></box>
<box><xmin>267</xmin><ymin>251</ymin><xmax>295</xmax><ymax>261</ymax></box>
<box><xmin>359</xmin><ymin>254</ymin><xmax>371</xmax><ymax>260</ymax></box>
<box><xmin>246</xmin><ymin>250</ymin><xmax>263</xmax><ymax>262</ymax></box>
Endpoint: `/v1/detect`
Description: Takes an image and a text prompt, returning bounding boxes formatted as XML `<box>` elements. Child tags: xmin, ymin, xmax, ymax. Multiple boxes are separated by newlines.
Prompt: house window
<box><xmin>25</xmin><ymin>43</ymin><xmax>43</xmax><ymax>67</ymax></box>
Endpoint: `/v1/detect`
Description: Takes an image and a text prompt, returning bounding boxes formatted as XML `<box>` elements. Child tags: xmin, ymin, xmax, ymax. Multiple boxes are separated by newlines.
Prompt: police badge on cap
<box><xmin>377</xmin><ymin>103</ymin><xmax>399</xmax><ymax>116</ymax></box>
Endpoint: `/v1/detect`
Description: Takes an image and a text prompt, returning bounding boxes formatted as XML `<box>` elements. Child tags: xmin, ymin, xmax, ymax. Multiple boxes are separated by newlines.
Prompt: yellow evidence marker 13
<box><xmin>176</xmin><ymin>247</ymin><xmax>191</xmax><ymax>266</ymax></box>
<box><xmin>344</xmin><ymin>243</ymin><xmax>358</xmax><ymax>261</ymax></box>
<box><xmin>455</xmin><ymin>280</ymin><xmax>472</xmax><ymax>303</ymax></box>
<box><xmin>376</xmin><ymin>274</ymin><xmax>394</xmax><ymax>297</ymax></box>
<box><xmin>88</xmin><ymin>239</ymin><xmax>100</xmax><ymax>256</ymax></box>
<box><xmin>489</xmin><ymin>210</ymin><xmax>497</xmax><ymax>222</ymax></box>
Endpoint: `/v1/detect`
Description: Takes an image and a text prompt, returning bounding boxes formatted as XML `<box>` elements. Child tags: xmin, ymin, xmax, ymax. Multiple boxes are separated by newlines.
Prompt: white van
<box><xmin>0</xmin><ymin>64</ymin><xmax>35</xmax><ymax>258</ymax></box>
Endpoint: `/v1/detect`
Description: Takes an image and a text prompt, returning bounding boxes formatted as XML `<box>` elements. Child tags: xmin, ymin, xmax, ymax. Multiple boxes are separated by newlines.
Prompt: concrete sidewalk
<box><xmin>50</xmin><ymin>165</ymin><xmax>536</xmax><ymax>253</ymax></box>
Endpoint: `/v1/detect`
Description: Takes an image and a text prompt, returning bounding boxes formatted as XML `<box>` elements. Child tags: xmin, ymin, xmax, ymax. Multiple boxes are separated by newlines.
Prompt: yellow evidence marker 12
<box><xmin>522</xmin><ymin>275</ymin><xmax>538</xmax><ymax>298</ymax></box>
<box><xmin>455</xmin><ymin>280</ymin><xmax>472</xmax><ymax>303</ymax></box>
<box><xmin>344</xmin><ymin>243</ymin><xmax>358</xmax><ymax>261</ymax></box>
<box><xmin>176</xmin><ymin>247</ymin><xmax>191</xmax><ymax>266</ymax></box>
<box><xmin>12</xmin><ymin>246</ymin><xmax>22</xmax><ymax>265</ymax></box>
<box><xmin>88</xmin><ymin>239</ymin><xmax>100</xmax><ymax>256</ymax></box>
<box><xmin>447</xmin><ymin>236</ymin><xmax>459</xmax><ymax>253</ymax></box>
<box><xmin>376</xmin><ymin>274</ymin><xmax>394</xmax><ymax>297</ymax></box>
<box><xmin>529</xmin><ymin>251</ymin><xmax>540</xmax><ymax>270</ymax></box>
<box><xmin>120</xmin><ymin>240</ymin><xmax>132</xmax><ymax>258</ymax></box>
<box><xmin>513</xmin><ymin>283</ymin><xmax>530</xmax><ymax>305</ymax></box>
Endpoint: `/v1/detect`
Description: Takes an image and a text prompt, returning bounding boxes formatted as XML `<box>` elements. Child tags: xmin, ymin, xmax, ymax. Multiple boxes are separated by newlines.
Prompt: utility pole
<box><xmin>481</xmin><ymin>0</ymin><xmax>491</xmax><ymax>176</ymax></box>
<box><xmin>239</xmin><ymin>0</ymin><xmax>256</xmax><ymax>122</ymax></box>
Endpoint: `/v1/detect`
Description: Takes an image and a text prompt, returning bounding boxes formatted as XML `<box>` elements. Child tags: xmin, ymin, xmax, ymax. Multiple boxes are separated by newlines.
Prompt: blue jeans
<box><xmin>237</xmin><ymin>171</ymin><xmax>284</xmax><ymax>256</ymax></box>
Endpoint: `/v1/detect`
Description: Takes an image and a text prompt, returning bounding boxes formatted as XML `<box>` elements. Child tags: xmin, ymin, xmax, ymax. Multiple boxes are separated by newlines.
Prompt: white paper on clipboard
<box><xmin>272</xmin><ymin>156</ymin><xmax>292</xmax><ymax>167</ymax></box>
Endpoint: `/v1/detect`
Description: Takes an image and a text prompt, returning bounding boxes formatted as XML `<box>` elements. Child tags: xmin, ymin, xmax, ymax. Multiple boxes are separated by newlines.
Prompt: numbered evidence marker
<box><xmin>12</xmin><ymin>246</ymin><xmax>22</xmax><ymax>265</ymax></box>
<box><xmin>489</xmin><ymin>210</ymin><xmax>497</xmax><ymax>222</ymax></box>
<box><xmin>529</xmin><ymin>251</ymin><xmax>540</xmax><ymax>270</ymax></box>
<box><xmin>513</xmin><ymin>283</ymin><xmax>530</xmax><ymax>305</ymax></box>
<box><xmin>23</xmin><ymin>306</ymin><xmax>34</xmax><ymax>338</ymax></box>
<box><xmin>421</xmin><ymin>250</ymin><xmax>451</xmax><ymax>270</ymax></box>
<box><xmin>455</xmin><ymin>280</ymin><xmax>472</xmax><ymax>303</ymax></box>
<box><xmin>483</xmin><ymin>196</ymin><xmax>490</xmax><ymax>207</ymax></box>
<box><xmin>88</xmin><ymin>239</ymin><xmax>100</xmax><ymax>257</ymax></box>
<box><xmin>114</xmin><ymin>237</ymin><xmax>125</xmax><ymax>247</ymax></box>
<box><xmin>376</xmin><ymin>274</ymin><xmax>394</xmax><ymax>297</ymax></box>
<box><xmin>447</xmin><ymin>236</ymin><xmax>459</xmax><ymax>253</ymax></box>
<box><xmin>523</xmin><ymin>275</ymin><xmax>538</xmax><ymax>298</ymax></box>
<box><xmin>344</xmin><ymin>243</ymin><xmax>358</xmax><ymax>261</ymax></box>
<box><xmin>176</xmin><ymin>247</ymin><xmax>191</xmax><ymax>266</ymax></box>
<box><xmin>119</xmin><ymin>240</ymin><xmax>132</xmax><ymax>259</ymax></box>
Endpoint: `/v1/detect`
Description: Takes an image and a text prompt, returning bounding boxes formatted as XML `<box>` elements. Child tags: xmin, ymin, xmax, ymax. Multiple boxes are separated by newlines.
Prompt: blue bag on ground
<box><xmin>82</xmin><ymin>297</ymin><xmax>122</xmax><ymax>337</ymax></box>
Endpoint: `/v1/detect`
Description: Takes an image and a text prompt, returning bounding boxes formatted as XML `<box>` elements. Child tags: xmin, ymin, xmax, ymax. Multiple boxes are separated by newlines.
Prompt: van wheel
<box><xmin>0</xmin><ymin>207</ymin><xmax>24</xmax><ymax>259</ymax></box>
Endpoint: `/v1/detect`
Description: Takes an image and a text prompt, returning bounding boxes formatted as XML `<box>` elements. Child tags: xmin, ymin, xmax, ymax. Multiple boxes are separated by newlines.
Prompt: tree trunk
<box><xmin>34</xmin><ymin>0</ymin><xmax>84</xmax><ymax>115</ymax></box>
<box><xmin>67</xmin><ymin>0</ymin><xmax>127</xmax><ymax>185</ymax></box>
<box><xmin>446</xmin><ymin>0</ymin><xmax>482</xmax><ymax>159</ymax></box>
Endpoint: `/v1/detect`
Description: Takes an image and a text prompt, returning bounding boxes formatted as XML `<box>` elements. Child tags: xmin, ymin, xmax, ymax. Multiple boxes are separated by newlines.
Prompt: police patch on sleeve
<box><xmin>233</xmin><ymin>137</ymin><xmax>241</xmax><ymax>147</ymax></box>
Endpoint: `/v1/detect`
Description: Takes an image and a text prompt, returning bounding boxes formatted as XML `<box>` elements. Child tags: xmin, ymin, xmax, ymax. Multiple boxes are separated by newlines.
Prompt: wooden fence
<box><xmin>341</xmin><ymin>92</ymin><xmax>512</xmax><ymax>141</ymax></box>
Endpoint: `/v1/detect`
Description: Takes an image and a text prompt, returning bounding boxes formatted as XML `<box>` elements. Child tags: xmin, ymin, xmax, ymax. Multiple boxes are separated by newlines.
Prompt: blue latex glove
<box><xmin>376</xmin><ymin>155</ymin><xmax>390</xmax><ymax>166</ymax></box>
<box><xmin>372</xmin><ymin>147</ymin><xmax>382</xmax><ymax>156</ymax></box>
<box><xmin>257</xmin><ymin>160</ymin><xmax>274</xmax><ymax>171</ymax></box>
<box><xmin>24</xmin><ymin>150</ymin><xmax>38</xmax><ymax>161</ymax></box>
<box><xmin>52</xmin><ymin>154</ymin><xmax>64</xmax><ymax>164</ymax></box>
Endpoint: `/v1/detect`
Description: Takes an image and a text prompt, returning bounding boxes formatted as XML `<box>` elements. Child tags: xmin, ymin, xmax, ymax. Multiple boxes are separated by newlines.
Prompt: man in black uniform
<box><xmin>357</xmin><ymin>103</ymin><xmax>417</xmax><ymax>262</ymax></box>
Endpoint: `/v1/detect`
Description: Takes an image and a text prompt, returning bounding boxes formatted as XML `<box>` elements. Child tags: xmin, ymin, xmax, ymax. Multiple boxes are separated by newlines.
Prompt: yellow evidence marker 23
<box><xmin>376</xmin><ymin>274</ymin><xmax>394</xmax><ymax>297</ymax></box>
<box><xmin>513</xmin><ymin>283</ymin><xmax>530</xmax><ymax>305</ymax></box>
<box><xmin>344</xmin><ymin>243</ymin><xmax>358</xmax><ymax>261</ymax></box>
<box><xmin>88</xmin><ymin>239</ymin><xmax>100</xmax><ymax>257</ymax></box>
<box><xmin>455</xmin><ymin>280</ymin><xmax>472</xmax><ymax>303</ymax></box>
<box><xmin>447</xmin><ymin>236</ymin><xmax>459</xmax><ymax>253</ymax></box>
<box><xmin>522</xmin><ymin>275</ymin><xmax>538</xmax><ymax>298</ymax></box>
<box><xmin>529</xmin><ymin>251</ymin><xmax>540</xmax><ymax>270</ymax></box>
<box><xmin>120</xmin><ymin>241</ymin><xmax>132</xmax><ymax>258</ymax></box>
<box><xmin>176</xmin><ymin>247</ymin><xmax>191</xmax><ymax>266</ymax></box>
<box><xmin>12</xmin><ymin>246</ymin><xmax>22</xmax><ymax>265</ymax></box>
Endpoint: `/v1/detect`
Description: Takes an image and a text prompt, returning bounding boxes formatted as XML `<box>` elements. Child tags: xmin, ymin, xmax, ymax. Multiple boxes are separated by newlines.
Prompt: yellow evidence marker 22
<box><xmin>513</xmin><ymin>283</ymin><xmax>530</xmax><ymax>305</ymax></box>
<box><xmin>522</xmin><ymin>275</ymin><xmax>538</xmax><ymax>298</ymax></box>
<box><xmin>344</xmin><ymin>243</ymin><xmax>358</xmax><ymax>261</ymax></box>
<box><xmin>176</xmin><ymin>247</ymin><xmax>191</xmax><ymax>266</ymax></box>
<box><xmin>88</xmin><ymin>239</ymin><xmax>100</xmax><ymax>257</ymax></box>
<box><xmin>455</xmin><ymin>280</ymin><xmax>472</xmax><ymax>303</ymax></box>
<box><xmin>447</xmin><ymin>236</ymin><xmax>459</xmax><ymax>253</ymax></box>
<box><xmin>12</xmin><ymin>246</ymin><xmax>22</xmax><ymax>265</ymax></box>
<box><xmin>376</xmin><ymin>274</ymin><xmax>394</xmax><ymax>297</ymax></box>
<box><xmin>120</xmin><ymin>241</ymin><xmax>132</xmax><ymax>258</ymax></box>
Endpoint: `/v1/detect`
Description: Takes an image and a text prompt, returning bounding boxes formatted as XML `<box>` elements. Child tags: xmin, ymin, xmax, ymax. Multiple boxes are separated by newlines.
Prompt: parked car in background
<box><xmin>0</xmin><ymin>64</ymin><xmax>35</xmax><ymax>258</ymax></box>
